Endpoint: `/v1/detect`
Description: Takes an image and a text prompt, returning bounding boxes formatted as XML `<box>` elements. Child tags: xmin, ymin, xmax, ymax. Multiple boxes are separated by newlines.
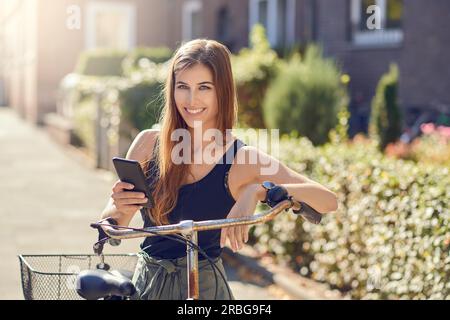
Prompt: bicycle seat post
<box><xmin>180</xmin><ymin>220</ymin><xmax>199</xmax><ymax>300</ymax></box>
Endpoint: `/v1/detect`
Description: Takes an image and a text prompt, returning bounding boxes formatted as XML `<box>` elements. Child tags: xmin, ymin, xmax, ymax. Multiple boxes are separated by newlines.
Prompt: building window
<box><xmin>217</xmin><ymin>6</ymin><xmax>232</xmax><ymax>46</ymax></box>
<box><xmin>249</xmin><ymin>0</ymin><xmax>296</xmax><ymax>47</ymax></box>
<box><xmin>277</xmin><ymin>0</ymin><xmax>287</xmax><ymax>47</ymax></box>
<box><xmin>350</xmin><ymin>0</ymin><xmax>403</xmax><ymax>47</ymax></box>
<box><xmin>85</xmin><ymin>1</ymin><xmax>136</xmax><ymax>50</ymax></box>
<box><xmin>182</xmin><ymin>0</ymin><xmax>202</xmax><ymax>41</ymax></box>
<box><xmin>258</xmin><ymin>0</ymin><xmax>269</xmax><ymax>31</ymax></box>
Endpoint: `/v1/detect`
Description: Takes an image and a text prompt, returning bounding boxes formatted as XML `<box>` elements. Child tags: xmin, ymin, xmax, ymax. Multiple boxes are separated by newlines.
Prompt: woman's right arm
<box><xmin>100</xmin><ymin>129</ymin><xmax>159</xmax><ymax>226</ymax></box>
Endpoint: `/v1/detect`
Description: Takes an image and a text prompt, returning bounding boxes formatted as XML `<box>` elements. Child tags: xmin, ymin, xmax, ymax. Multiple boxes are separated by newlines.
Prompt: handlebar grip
<box><xmin>266</xmin><ymin>186</ymin><xmax>322</xmax><ymax>224</ymax></box>
<box><xmin>293</xmin><ymin>201</ymin><xmax>322</xmax><ymax>224</ymax></box>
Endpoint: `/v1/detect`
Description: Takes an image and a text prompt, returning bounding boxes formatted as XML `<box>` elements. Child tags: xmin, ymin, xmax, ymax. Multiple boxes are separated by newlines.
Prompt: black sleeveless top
<box><xmin>140</xmin><ymin>137</ymin><xmax>246</xmax><ymax>260</ymax></box>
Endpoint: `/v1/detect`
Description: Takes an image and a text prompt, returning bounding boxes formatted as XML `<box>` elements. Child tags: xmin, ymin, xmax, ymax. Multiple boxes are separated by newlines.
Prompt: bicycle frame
<box><xmin>95</xmin><ymin>198</ymin><xmax>318</xmax><ymax>300</ymax></box>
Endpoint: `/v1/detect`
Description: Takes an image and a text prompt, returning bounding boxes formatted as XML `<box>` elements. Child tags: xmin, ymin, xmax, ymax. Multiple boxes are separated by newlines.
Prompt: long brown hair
<box><xmin>143</xmin><ymin>39</ymin><xmax>238</xmax><ymax>226</ymax></box>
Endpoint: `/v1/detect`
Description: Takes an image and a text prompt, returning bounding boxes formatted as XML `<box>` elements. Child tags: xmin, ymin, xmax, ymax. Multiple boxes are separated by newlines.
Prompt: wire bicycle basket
<box><xmin>18</xmin><ymin>254</ymin><xmax>138</xmax><ymax>300</ymax></box>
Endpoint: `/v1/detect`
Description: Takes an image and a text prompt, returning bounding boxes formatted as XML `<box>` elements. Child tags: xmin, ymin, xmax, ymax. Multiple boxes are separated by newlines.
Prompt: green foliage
<box><xmin>122</xmin><ymin>46</ymin><xmax>173</xmax><ymax>76</ymax></box>
<box><xmin>232</xmin><ymin>24</ymin><xmax>281</xmax><ymax>128</ymax></box>
<box><xmin>69</xmin><ymin>53</ymin><xmax>169</xmax><ymax>153</ymax></box>
<box><xmin>369</xmin><ymin>64</ymin><xmax>403</xmax><ymax>151</ymax></box>
<box><xmin>75</xmin><ymin>49</ymin><xmax>127</xmax><ymax>77</ymax></box>
<box><xmin>273</xmin><ymin>42</ymin><xmax>305</xmax><ymax>60</ymax></box>
<box><xmin>250</xmin><ymin>136</ymin><xmax>449</xmax><ymax>299</ymax></box>
<box><xmin>329</xmin><ymin>106</ymin><xmax>351</xmax><ymax>145</ymax></box>
<box><xmin>263</xmin><ymin>45</ymin><xmax>349</xmax><ymax>146</ymax></box>
<box><xmin>119</xmin><ymin>81</ymin><xmax>164</xmax><ymax>132</ymax></box>
<box><xmin>72</xmin><ymin>96</ymin><xmax>97</xmax><ymax>155</ymax></box>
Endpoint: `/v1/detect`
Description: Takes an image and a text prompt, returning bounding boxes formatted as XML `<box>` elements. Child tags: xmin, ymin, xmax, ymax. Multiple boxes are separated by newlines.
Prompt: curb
<box><xmin>222</xmin><ymin>246</ymin><xmax>345</xmax><ymax>300</ymax></box>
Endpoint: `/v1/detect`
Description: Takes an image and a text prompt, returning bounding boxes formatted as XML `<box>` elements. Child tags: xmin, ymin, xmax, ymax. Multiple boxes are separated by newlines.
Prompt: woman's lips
<box><xmin>184</xmin><ymin>107</ymin><xmax>206</xmax><ymax>115</ymax></box>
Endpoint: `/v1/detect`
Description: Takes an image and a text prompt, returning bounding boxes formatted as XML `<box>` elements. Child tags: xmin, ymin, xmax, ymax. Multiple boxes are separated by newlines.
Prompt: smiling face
<box><xmin>174</xmin><ymin>63</ymin><xmax>219</xmax><ymax>132</ymax></box>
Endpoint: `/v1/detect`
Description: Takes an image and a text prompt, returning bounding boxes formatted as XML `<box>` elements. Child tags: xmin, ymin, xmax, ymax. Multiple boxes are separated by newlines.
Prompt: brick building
<box><xmin>1</xmin><ymin>0</ymin><xmax>449</xmax><ymax>134</ymax></box>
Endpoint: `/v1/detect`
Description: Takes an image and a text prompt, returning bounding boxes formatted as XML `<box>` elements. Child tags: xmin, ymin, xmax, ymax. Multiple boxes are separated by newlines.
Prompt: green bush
<box><xmin>369</xmin><ymin>64</ymin><xmax>403</xmax><ymax>151</ymax></box>
<box><xmin>263</xmin><ymin>45</ymin><xmax>349</xmax><ymax>146</ymax></box>
<box><xmin>117</xmin><ymin>60</ymin><xmax>167</xmax><ymax>133</ymax></box>
<box><xmin>72</xmin><ymin>96</ymin><xmax>97</xmax><ymax>155</ymax></box>
<box><xmin>122</xmin><ymin>46</ymin><xmax>173</xmax><ymax>76</ymax></box>
<box><xmin>249</xmin><ymin>135</ymin><xmax>449</xmax><ymax>299</ymax></box>
<box><xmin>232</xmin><ymin>24</ymin><xmax>281</xmax><ymax>128</ymax></box>
<box><xmin>273</xmin><ymin>42</ymin><xmax>305</xmax><ymax>60</ymax></box>
<box><xmin>69</xmin><ymin>57</ymin><xmax>168</xmax><ymax>154</ymax></box>
<box><xmin>75</xmin><ymin>49</ymin><xmax>127</xmax><ymax>77</ymax></box>
<box><xmin>119</xmin><ymin>81</ymin><xmax>164</xmax><ymax>132</ymax></box>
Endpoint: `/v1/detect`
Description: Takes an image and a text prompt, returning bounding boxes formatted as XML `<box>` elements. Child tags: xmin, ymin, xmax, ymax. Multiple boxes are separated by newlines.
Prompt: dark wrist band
<box><xmin>261</xmin><ymin>181</ymin><xmax>275</xmax><ymax>204</ymax></box>
<box><xmin>266</xmin><ymin>185</ymin><xmax>289</xmax><ymax>208</ymax></box>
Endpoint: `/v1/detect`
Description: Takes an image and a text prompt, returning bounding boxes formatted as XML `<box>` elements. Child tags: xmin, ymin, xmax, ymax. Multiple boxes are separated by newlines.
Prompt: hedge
<box><xmin>246</xmin><ymin>134</ymin><xmax>449</xmax><ymax>299</ymax></box>
<box><xmin>75</xmin><ymin>49</ymin><xmax>127</xmax><ymax>77</ymax></box>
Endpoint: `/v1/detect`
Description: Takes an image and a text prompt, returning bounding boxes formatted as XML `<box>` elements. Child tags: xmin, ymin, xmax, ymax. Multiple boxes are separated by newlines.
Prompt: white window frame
<box><xmin>350</xmin><ymin>0</ymin><xmax>403</xmax><ymax>47</ymax></box>
<box><xmin>182</xmin><ymin>0</ymin><xmax>203</xmax><ymax>41</ymax></box>
<box><xmin>249</xmin><ymin>0</ymin><xmax>296</xmax><ymax>47</ymax></box>
<box><xmin>85</xmin><ymin>1</ymin><xmax>136</xmax><ymax>50</ymax></box>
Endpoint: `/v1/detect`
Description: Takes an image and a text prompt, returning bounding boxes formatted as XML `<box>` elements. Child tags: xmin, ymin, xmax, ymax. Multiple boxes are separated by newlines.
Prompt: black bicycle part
<box><xmin>292</xmin><ymin>200</ymin><xmax>322</xmax><ymax>224</ymax></box>
<box><xmin>265</xmin><ymin>185</ymin><xmax>289</xmax><ymax>208</ymax></box>
<box><xmin>76</xmin><ymin>269</ymin><xmax>136</xmax><ymax>300</ymax></box>
<box><xmin>266</xmin><ymin>185</ymin><xmax>322</xmax><ymax>224</ymax></box>
<box><xmin>91</xmin><ymin>218</ymin><xmax>121</xmax><ymax>256</ymax></box>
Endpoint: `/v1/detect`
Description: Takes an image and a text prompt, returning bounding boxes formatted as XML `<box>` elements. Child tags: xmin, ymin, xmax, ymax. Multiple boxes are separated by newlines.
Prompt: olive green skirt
<box><xmin>131</xmin><ymin>251</ymin><xmax>235</xmax><ymax>300</ymax></box>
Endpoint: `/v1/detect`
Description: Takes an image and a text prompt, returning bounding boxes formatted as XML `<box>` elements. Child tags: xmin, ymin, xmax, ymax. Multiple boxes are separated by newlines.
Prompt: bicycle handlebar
<box><xmin>93</xmin><ymin>198</ymin><xmax>322</xmax><ymax>240</ymax></box>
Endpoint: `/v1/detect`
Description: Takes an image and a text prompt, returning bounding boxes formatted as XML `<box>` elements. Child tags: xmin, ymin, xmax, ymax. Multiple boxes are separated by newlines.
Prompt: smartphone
<box><xmin>112</xmin><ymin>157</ymin><xmax>154</xmax><ymax>209</ymax></box>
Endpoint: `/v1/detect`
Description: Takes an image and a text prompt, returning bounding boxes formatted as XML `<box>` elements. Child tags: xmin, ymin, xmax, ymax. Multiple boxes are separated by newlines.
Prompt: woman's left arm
<box><xmin>246</xmin><ymin>146</ymin><xmax>338</xmax><ymax>213</ymax></box>
<box><xmin>220</xmin><ymin>146</ymin><xmax>338</xmax><ymax>252</ymax></box>
<box><xmin>253</xmin><ymin>183</ymin><xmax>338</xmax><ymax>214</ymax></box>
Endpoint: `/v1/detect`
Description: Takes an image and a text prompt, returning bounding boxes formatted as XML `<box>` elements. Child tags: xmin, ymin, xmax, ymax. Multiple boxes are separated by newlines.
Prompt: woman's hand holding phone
<box><xmin>110</xmin><ymin>180</ymin><xmax>149</xmax><ymax>216</ymax></box>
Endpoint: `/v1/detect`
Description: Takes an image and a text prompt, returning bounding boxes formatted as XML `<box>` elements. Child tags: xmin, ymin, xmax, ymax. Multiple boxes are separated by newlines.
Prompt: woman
<box><xmin>100</xmin><ymin>39</ymin><xmax>338</xmax><ymax>300</ymax></box>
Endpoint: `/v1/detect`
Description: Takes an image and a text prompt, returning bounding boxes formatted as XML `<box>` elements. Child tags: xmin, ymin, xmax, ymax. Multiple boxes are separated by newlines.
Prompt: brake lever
<box><xmin>91</xmin><ymin>218</ymin><xmax>122</xmax><ymax>256</ymax></box>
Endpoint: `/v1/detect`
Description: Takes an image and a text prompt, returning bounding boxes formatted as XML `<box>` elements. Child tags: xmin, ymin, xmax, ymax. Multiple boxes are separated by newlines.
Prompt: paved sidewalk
<box><xmin>0</xmin><ymin>107</ymin><xmax>282</xmax><ymax>300</ymax></box>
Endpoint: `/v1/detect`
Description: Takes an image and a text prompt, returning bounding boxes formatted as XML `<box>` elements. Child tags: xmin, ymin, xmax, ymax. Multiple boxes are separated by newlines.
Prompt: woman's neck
<box><xmin>188</xmin><ymin>125</ymin><xmax>234</xmax><ymax>163</ymax></box>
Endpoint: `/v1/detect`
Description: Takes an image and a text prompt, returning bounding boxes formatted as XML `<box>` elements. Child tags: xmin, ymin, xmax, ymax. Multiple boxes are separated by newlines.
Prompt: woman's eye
<box><xmin>177</xmin><ymin>85</ymin><xmax>188</xmax><ymax>89</ymax></box>
<box><xmin>200</xmin><ymin>86</ymin><xmax>210</xmax><ymax>90</ymax></box>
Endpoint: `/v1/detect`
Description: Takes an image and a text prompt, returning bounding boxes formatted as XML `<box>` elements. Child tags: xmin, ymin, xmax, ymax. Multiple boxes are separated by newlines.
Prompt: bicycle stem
<box><xmin>185</xmin><ymin>231</ymin><xmax>199</xmax><ymax>300</ymax></box>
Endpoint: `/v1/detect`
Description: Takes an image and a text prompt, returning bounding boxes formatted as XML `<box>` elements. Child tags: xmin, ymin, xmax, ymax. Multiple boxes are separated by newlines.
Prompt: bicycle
<box><xmin>76</xmin><ymin>192</ymin><xmax>323</xmax><ymax>300</ymax></box>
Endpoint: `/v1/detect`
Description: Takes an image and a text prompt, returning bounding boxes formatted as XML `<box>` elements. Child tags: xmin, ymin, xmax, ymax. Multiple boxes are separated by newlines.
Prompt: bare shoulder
<box><xmin>125</xmin><ymin>129</ymin><xmax>160</xmax><ymax>166</ymax></box>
